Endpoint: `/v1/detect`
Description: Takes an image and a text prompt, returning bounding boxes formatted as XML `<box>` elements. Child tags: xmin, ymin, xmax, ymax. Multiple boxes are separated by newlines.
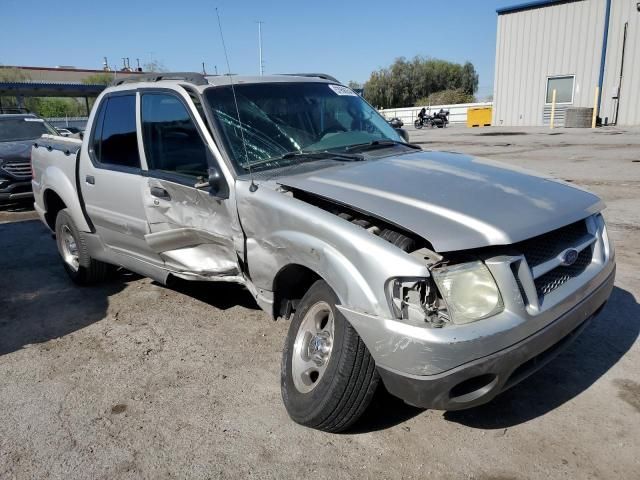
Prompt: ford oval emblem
<box><xmin>561</xmin><ymin>248</ymin><xmax>579</xmax><ymax>266</ymax></box>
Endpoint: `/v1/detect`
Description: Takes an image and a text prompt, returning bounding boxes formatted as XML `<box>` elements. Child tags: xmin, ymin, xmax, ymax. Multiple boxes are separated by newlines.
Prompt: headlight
<box><xmin>431</xmin><ymin>261</ymin><xmax>503</xmax><ymax>324</ymax></box>
<box><xmin>386</xmin><ymin>277</ymin><xmax>447</xmax><ymax>326</ymax></box>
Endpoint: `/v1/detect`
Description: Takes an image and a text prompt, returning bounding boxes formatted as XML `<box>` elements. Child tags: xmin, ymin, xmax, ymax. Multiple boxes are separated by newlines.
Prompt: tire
<box><xmin>281</xmin><ymin>280</ymin><xmax>380</xmax><ymax>432</ymax></box>
<box><xmin>54</xmin><ymin>208</ymin><xmax>110</xmax><ymax>285</ymax></box>
<box><xmin>414</xmin><ymin>119</ymin><xmax>423</xmax><ymax>129</ymax></box>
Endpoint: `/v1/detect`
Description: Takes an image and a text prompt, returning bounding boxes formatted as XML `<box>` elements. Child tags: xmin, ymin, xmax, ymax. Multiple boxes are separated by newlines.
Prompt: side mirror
<box><xmin>195</xmin><ymin>165</ymin><xmax>229</xmax><ymax>199</ymax></box>
<box><xmin>398</xmin><ymin>128</ymin><xmax>410</xmax><ymax>143</ymax></box>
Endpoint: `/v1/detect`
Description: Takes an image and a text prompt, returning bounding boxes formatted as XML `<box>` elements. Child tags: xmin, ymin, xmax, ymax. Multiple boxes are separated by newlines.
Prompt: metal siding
<box><xmin>493</xmin><ymin>0</ymin><xmax>606</xmax><ymax>126</ymax></box>
<box><xmin>601</xmin><ymin>0</ymin><xmax>640</xmax><ymax>125</ymax></box>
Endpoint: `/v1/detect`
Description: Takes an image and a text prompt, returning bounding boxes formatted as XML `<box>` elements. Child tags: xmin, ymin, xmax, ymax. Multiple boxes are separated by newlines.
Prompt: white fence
<box><xmin>46</xmin><ymin>116</ymin><xmax>89</xmax><ymax>130</ymax></box>
<box><xmin>379</xmin><ymin>102</ymin><xmax>493</xmax><ymax>126</ymax></box>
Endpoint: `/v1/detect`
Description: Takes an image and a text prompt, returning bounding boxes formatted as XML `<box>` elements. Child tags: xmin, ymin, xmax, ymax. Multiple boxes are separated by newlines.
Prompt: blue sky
<box><xmin>1</xmin><ymin>0</ymin><xmax>519</xmax><ymax>98</ymax></box>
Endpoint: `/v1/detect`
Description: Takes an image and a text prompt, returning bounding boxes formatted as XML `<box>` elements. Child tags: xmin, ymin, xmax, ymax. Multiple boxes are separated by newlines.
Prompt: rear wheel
<box><xmin>414</xmin><ymin>119</ymin><xmax>423</xmax><ymax>129</ymax></box>
<box><xmin>55</xmin><ymin>209</ymin><xmax>110</xmax><ymax>285</ymax></box>
<box><xmin>281</xmin><ymin>280</ymin><xmax>379</xmax><ymax>432</ymax></box>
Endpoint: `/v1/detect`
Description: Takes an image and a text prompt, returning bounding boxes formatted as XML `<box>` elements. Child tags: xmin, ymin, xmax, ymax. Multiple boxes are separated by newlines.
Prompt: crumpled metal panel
<box><xmin>145</xmin><ymin>227</ymin><xmax>238</xmax><ymax>275</ymax></box>
<box><xmin>277</xmin><ymin>150</ymin><xmax>604</xmax><ymax>252</ymax></box>
<box><xmin>236</xmin><ymin>179</ymin><xmax>429</xmax><ymax>318</ymax></box>
<box><xmin>142</xmin><ymin>178</ymin><xmax>240</xmax><ymax>276</ymax></box>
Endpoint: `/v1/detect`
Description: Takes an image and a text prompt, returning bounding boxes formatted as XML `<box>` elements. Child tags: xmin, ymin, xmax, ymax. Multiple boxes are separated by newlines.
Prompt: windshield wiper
<box><xmin>282</xmin><ymin>150</ymin><xmax>364</xmax><ymax>161</ymax></box>
<box><xmin>344</xmin><ymin>139</ymin><xmax>421</xmax><ymax>152</ymax></box>
<box><xmin>243</xmin><ymin>150</ymin><xmax>364</xmax><ymax>170</ymax></box>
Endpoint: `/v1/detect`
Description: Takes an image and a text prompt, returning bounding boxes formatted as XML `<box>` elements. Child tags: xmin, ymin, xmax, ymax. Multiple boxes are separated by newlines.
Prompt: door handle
<box><xmin>150</xmin><ymin>186</ymin><xmax>171</xmax><ymax>200</ymax></box>
<box><xmin>85</xmin><ymin>175</ymin><xmax>95</xmax><ymax>185</ymax></box>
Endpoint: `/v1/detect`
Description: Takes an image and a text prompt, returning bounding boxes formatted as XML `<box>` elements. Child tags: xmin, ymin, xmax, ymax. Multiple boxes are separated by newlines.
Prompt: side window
<box><xmin>91</xmin><ymin>95</ymin><xmax>140</xmax><ymax>169</ymax></box>
<box><xmin>141</xmin><ymin>93</ymin><xmax>208</xmax><ymax>178</ymax></box>
<box><xmin>91</xmin><ymin>100</ymin><xmax>106</xmax><ymax>160</ymax></box>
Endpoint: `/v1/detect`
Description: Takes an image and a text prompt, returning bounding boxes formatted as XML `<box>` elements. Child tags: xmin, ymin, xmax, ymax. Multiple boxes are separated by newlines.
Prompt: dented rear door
<box><xmin>139</xmin><ymin>91</ymin><xmax>239</xmax><ymax>277</ymax></box>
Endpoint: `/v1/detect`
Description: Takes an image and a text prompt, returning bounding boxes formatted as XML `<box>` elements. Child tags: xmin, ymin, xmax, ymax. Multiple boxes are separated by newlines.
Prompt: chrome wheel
<box><xmin>291</xmin><ymin>301</ymin><xmax>335</xmax><ymax>393</ymax></box>
<box><xmin>60</xmin><ymin>224</ymin><xmax>79</xmax><ymax>272</ymax></box>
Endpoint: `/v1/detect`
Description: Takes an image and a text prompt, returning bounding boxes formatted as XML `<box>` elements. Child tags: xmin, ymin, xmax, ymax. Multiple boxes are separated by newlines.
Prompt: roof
<box><xmin>0</xmin><ymin>81</ymin><xmax>106</xmax><ymax>97</ymax></box>
<box><xmin>205</xmin><ymin>74</ymin><xmax>337</xmax><ymax>87</ymax></box>
<box><xmin>108</xmin><ymin>72</ymin><xmax>341</xmax><ymax>92</ymax></box>
<box><xmin>0</xmin><ymin>65</ymin><xmax>143</xmax><ymax>74</ymax></box>
<box><xmin>496</xmin><ymin>0</ymin><xmax>581</xmax><ymax>15</ymax></box>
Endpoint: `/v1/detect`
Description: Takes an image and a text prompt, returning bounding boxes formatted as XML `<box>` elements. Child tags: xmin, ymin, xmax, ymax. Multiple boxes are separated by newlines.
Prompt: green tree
<box><xmin>29</xmin><ymin>98</ymin><xmax>84</xmax><ymax>117</ymax></box>
<box><xmin>0</xmin><ymin>67</ymin><xmax>30</xmax><ymax>109</ymax></box>
<box><xmin>1</xmin><ymin>66</ymin><xmax>88</xmax><ymax>116</ymax></box>
<box><xmin>363</xmin><ymin>56</ymin><xmax>479</xmax><ymax>108</ymax></box>
<box><xmin>415</xmin><ymin>89</ymin><xmax>475</xmax><ymax>107</ymax></box>
<box><xmin>143</xmin><ymin>60</ymin><xmax>168</xmax><ymax>73</ymax></box>
<box><xmin>83</xmin><ymin>72</ymin><xmax>115</xmax><ymax>85</ymax></box>
<box><xmin>0</xmin><ymin>66</ymin><xmax>30</xmax><ymax>82</ymax></box>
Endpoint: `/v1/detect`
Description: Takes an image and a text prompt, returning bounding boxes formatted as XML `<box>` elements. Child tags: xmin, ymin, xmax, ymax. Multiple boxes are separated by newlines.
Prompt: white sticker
<box><xmin>328</xmin><ymin>84</ymin><xmax>358</xmax><ymax>96</ymax></box>
<box><xmin>24</xmin><ymin>118</ymin><xmax>44</xmax><ymax>122</ymax></box>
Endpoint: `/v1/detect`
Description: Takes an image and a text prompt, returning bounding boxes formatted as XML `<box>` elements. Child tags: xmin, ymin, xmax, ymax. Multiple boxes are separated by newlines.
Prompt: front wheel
<box><xmin>281</xmin><ymin>280</ymin><xmax>379</xmax><ymax>432</ymax></box>
<box><xmin>414</xmin><ymin>119</ymin><xmax>423</xmax><ymax>129</ymax></box>
<box><xmin>55</xmin><ymin>209</ymin><xmax>110</xmax><ymax>285</ymax></box>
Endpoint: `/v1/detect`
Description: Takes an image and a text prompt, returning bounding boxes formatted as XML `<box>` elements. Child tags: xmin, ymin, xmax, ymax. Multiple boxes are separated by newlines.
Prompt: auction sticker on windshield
<box><xmin>328</xmin><ymin>84</ymin><xmax>358</xmax><ymax>96</ymax></box>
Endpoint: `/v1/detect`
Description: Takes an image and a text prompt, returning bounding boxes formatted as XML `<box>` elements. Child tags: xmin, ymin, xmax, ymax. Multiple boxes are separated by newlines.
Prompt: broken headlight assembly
<box><xmin>431</xmin><ymin>261</ymin><xmax>503</xmax><ymax>325</ymax></box>
<box><xmin>387</xmin><ymin>261</ymin><xmax>503</xmax><ymax>326</ymax></box>
<box><xmin>387</xmin><ymin>277</ymin><xmax>448</xmax><ymax>327</ymax></box>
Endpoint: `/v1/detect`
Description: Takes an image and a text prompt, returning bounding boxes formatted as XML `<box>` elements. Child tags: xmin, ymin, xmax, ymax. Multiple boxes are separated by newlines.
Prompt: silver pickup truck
<box><xmin>32</xmin><ymin>73</ymin><xmax>615</xmax><ymax>432</ymax></box>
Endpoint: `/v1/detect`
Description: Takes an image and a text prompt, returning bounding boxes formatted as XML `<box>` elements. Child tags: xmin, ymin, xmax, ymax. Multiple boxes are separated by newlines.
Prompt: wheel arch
<box><xmin>43</xmin><ymin>189</ymin><xmax>67</xmax><ymax>231</ymax></box>
<box><xmin>272</xmin><ymin>263</ymin><xmax>322</xmax><ymax>320</ymax></box>
<box><xmin>40</xmin><ymin>164</ymin><xmax>92</xmax><ymax>233</ymax></box>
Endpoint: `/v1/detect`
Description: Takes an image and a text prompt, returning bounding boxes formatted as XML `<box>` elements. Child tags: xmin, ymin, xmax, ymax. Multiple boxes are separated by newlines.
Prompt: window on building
<box><xmin>91</xmin><ymin>95</ymin><xmax>140</xmax><ymax>169</ymax></box>
<box><xmin>546</xmin><ymin>76</ymin><xmax>575</xmax><ymax>104</ymax></box>
<box><xmin>141</xmin><ymin>93</ymin><xmax>209</xmax><ymax>179</ymax></box>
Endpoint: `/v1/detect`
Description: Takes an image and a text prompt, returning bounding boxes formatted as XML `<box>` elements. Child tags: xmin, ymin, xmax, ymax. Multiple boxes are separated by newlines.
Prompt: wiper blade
<box><xmin>244</xmin><ymin>150</ymin><xmax>363</xmax><ymax>169</ymax></box>
<box><xmin>281</xmin><ymin>150</ymin><xmax>364</xmax><ymax>162</ymax></box>
<box><xmin>344</xmin><ymin>139</ymin><xmax>421</xmax><ymax>152</ymax></box>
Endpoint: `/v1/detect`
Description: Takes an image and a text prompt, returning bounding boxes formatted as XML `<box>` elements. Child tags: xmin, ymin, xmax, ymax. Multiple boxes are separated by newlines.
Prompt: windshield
<box><xmin>204</xmin><ymin>82</ymin><xmax>403</xmax><ymax>172</ymax></box>
<box><xmin>0</xmin><ymin>117</ymin><xmax>58</xmax><ymax>142</ymax></box>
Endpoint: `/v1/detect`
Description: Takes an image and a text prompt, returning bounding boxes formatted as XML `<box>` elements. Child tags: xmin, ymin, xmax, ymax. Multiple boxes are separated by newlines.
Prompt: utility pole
<box><xmin>257</xmin><ymin>21</ymin><xmax>264</xmax><ymax>75</ymax></box>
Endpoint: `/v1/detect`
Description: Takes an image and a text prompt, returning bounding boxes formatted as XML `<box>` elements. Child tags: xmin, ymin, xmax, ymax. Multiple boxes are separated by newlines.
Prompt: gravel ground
<box><xmin>0</xmin><ymin>126</ymin><xmax>639</xmax><ymax>479</ymax></box>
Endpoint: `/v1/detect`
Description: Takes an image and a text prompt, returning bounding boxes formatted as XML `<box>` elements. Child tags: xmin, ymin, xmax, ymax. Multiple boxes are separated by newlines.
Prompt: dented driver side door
<box><xmin>139</xmin><ymin>90</ymin><xmax>239</xmax><ymax>277</ymax></box>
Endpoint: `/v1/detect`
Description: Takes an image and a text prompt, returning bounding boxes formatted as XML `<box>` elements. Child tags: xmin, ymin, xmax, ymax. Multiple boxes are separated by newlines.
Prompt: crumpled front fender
<box><xmin>236</xmin><ymin>180</ymin><xmax>429</xmax><ymax>318</ymax></box>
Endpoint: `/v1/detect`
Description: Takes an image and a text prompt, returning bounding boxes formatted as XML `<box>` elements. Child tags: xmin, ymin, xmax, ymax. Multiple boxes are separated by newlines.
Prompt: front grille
<box><xmin>515</xmin><ymin>220</ymin><xmax>589</xmax><ymax>267</ymax></box>
<box><xmin>509</xmin><ymin>219</ymin><xmax>597</xmax><ymax>302</ymax></box>
<box><xmin>534</xmin><ymin>246</ymin><xmax>593</xmax><ymax>297</ymax></box>
<box><xmin>2</xmin><ymin>162</ymin><xmax>31</xmax><ymax>179</ymax></box>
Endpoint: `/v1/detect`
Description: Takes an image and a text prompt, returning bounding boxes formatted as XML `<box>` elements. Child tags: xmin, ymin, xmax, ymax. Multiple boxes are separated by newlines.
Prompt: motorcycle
<box><xmin>431</xmin><ymin>109</ymin><xmax>450</xmax><ymax>128</ymax></box>
<box><xmin>387</xmin><ymin>117</ymin><xmax>404</xmax><ymax>129</ymax></box>
<box><xmin>413</xmin><ymin>109</ymin><xmax>450</xmax><ymax>129</ymax></box>
<box><xmin>414</xmin><ymin>115</ymin><xmax>432</xmax><ymax>129</ymax></box>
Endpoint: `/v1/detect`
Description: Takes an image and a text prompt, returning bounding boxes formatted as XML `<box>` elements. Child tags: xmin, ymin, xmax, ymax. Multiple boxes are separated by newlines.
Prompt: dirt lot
<box><xmin>1</xmin><ymin>126</ymin><xmax>639</xmax><ymax>479</ymax></box>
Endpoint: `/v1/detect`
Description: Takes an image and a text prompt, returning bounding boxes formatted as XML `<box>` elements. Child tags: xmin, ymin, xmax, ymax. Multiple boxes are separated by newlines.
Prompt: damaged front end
<box><xmin>386</xmin><ymin>258</ymin><xmax>505</xmax><ymax>328</ymax></box>
<box><xmin>287</xmin><ymin>187</ymin><xmax>504</xmax><ymax>330</ymax></box>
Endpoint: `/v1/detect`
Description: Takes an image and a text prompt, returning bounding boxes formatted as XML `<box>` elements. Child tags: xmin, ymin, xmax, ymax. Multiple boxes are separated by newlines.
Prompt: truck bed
<box><xmin>31</xmin><ymin>134</ymin><xmax>87</xmax><ymax>230</ymax></box>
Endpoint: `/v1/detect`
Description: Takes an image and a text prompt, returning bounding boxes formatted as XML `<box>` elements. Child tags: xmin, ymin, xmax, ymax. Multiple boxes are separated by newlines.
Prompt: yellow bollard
<box><xmin>592</xmin><ymin>86</ymin><xmax>599</xmax><ymax>129</ymax></box>
<box><xmin>550</xmin><ymin>89</ymin><xmax>557</xmax><ymax>129</ymax></box>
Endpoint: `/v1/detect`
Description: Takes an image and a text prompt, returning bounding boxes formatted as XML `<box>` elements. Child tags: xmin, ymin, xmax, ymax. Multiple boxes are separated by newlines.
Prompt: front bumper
<box><xmin>339</xmin><ymin>261</ymin><xmax>615</xmax><ymax>410</ymax></box>
<box><xmin>0</xmin><ymin>179</ymin><xmax>33</xmax><ymax>202</ymax></box>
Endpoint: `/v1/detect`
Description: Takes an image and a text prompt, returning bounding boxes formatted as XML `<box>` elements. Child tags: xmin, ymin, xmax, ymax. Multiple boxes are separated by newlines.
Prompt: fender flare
<box><xmin>41</xmin><ymin>164</ymin><xmax>91</xmax><ymax>232</ymax></box>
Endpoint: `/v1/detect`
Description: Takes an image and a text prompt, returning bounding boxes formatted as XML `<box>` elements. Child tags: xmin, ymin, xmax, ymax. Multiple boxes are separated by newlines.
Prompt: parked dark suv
<box><xmin>0</xmin><ymin>110</ymin><xmax>58</xmax><ymax>203</ymax></box>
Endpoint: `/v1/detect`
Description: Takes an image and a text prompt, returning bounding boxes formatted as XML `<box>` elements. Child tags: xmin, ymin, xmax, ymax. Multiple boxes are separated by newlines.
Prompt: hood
<box><xmin>277</xmin><ymin>150</ymin><xmax>603</xmax><ymax>252</ymax></box>
<box><xmin>0</xmin><ymin>139</ymin><xmax>33</xmax><ymax>164</ymax></box>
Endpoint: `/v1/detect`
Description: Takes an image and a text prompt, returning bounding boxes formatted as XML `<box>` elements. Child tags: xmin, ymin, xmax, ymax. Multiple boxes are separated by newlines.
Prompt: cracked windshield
<box><xmin>204</xmin><ymin>82</ymin><xmax>402</xmax><ymax>172</ymax></box>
